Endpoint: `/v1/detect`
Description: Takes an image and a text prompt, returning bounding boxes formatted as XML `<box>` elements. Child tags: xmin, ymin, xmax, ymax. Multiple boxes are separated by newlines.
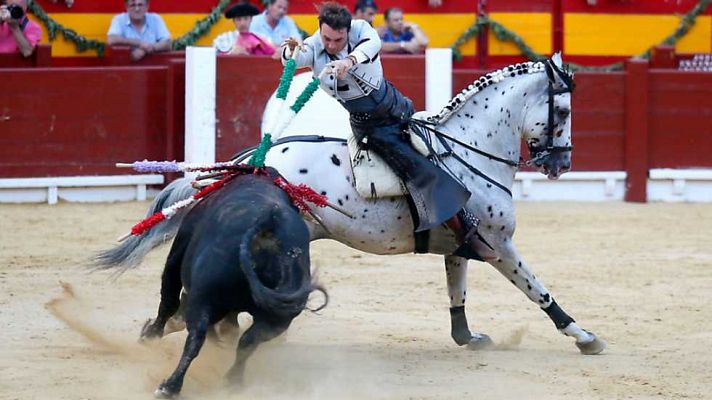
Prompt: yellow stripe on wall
<box><xmin>287</xmin><ymin>14</ymin><xmax>479</xmax><ymax>55</ymax></box>
<box><xmin>565</xmin><ymin>14</ymin><xmax>712</xmax><ymax>56</ymax></box>
<box><xmin>488</xmin><ymin>13</ymin><xmax>552</xmax><ymax>56</ymax></box>
<box><xmin>41</xmin><ymin>13</ymin><xmax>478</xmax><ymax>57</ymax></box>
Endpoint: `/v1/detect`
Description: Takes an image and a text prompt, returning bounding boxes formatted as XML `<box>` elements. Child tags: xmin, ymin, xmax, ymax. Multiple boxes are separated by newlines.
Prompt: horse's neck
<box><xmin>438</xmin><ymin>74</ymin><xmax>540</xmax><ymax>188</ymax></box>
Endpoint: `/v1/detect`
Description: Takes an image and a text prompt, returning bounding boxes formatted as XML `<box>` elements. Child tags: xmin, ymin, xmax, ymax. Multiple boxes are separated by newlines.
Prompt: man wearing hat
<box><xmin>214</xmin><ymin>2</ymin><xmax>275</xmax><ymax>56</ymax></box>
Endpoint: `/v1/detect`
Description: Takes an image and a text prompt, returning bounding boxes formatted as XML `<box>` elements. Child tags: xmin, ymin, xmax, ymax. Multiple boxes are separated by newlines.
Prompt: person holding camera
<box><xmin>107</xmin><ymin>0</ymin><xmax>171</xmax><ymax>62</ymax></box>
<box><xmin>378</xmin><ymin>7</ymin><xmax>428</xmax><ymax>54</ymax></box>
<box><xmin>0</xmin><ymin>0</ymin><xmax>41</xmax><ymax>57</ymax></box>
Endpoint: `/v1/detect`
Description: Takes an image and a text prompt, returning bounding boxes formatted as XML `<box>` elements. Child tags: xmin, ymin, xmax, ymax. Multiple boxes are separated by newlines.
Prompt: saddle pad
<box><xmin>348</xmin><ymin>134</ymin><xmax>406</xmax><ymax>198</ymax></box>
<box><xmin>347</xmin><ymin>111</ymin><xmax>440</xmax><ymax>199</ymax></box>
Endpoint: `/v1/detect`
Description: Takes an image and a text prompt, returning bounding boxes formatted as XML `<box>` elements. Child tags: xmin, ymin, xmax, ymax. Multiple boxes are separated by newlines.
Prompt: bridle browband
<box><xmin>527</xmin><ymin>59</ymin><xmax>575</xmax><ymax>166</ymax></box>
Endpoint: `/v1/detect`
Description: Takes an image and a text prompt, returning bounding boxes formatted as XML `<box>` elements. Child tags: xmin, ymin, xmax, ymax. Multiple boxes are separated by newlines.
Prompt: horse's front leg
<box><xmin>444</xmin><ymin>255</ymin><xmax>493</xmax><ymax>350</ymax></box>
<box><xmin>489</xmin><ymin>244</ymin><xmax>606</xmax><ymax>355</ymax></box>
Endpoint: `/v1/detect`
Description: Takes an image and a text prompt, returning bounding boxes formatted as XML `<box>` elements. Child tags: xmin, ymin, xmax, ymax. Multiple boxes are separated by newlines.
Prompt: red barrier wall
<box><xmin>649</xmin><ymin>70</ymin><xmax>712</xmax><ymax>169</ymax></box>
<box><xmin>2</xmin><ymin>55</ymin><xmax>711</xmax><ymax>204</ymax></box>
<box><xmin>215</xmin><ymin>56</ymin><xmax>284</xmax><ymax>161</ymax></box>
<box><xmin>0</xmin><ymin>67</ymin><xmax>172</xmax><ymax>177</ymax></box>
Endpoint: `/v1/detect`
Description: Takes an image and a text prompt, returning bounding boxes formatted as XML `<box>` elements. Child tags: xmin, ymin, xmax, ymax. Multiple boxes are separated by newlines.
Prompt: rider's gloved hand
<box><xmin>327</xmin><ymin>58</ymin><xmax>355</xmax><ymax>79</ymax></box>
<box><xmin>280</xmin><ymin>37</ymin><xmax>299</xmax><ymax>57</ymax></box>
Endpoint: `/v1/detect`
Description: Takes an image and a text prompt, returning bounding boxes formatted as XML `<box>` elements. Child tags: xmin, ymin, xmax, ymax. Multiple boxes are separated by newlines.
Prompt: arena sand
<box><xmin>1</xmin><ymin>201</ymin><xmax>711</xmax><ymax>399</ymax></box>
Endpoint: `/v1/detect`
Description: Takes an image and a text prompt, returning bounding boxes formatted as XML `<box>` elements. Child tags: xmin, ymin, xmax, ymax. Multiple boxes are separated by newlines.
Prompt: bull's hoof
<box><xmin>576</xmin><ymin>334</ymin><xmax>607</xmax><ymax>355</ymax></box>
<box><xmin>153</xmin><ymin>385</ymin><xmax>177</xmax><ymax>399</ymax></box>
<box><xmin>139</xmin><ymin>319</ymin><xmax>163</xmax><ymax>342</ymax></box>
<box><xmin>466</xmin><ymin>333</ymin><xmax>494</xmax><ymax>351</ymax></box>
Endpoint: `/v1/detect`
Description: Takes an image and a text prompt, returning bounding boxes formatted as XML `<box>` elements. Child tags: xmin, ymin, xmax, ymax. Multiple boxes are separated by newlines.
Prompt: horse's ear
<box><xmin>551</xmin><ymin>52</ymin><xmax>563</xmax><ymax>68</ymax></box>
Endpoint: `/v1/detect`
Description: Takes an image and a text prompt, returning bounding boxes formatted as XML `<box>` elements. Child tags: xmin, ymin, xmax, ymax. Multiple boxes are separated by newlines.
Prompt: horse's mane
<box><xmin>430</xmin><ymin>60</ymin><xmax>551</xmax><ymax>124</ymax></box>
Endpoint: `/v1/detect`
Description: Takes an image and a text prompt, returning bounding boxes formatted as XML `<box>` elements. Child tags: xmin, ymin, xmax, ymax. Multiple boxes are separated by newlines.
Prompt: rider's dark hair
<box><xmin>318</xmin><ymin>2</ymin><xmax>351</xmax><ymax>31</ymax></box>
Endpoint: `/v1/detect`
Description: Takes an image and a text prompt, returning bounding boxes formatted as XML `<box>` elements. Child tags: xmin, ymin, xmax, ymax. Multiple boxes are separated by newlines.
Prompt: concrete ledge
<box><xmin>0</xmin><ymin>175</ymin><xmax>164</xmax><ymax>204</ymax></box>
<box><xmin>513</xmin><ymin>171</ymin><xmax>627</xmax><ymax>201</ymax></box>
<box><xmin>648</xmin><ymin>168</ymin><xmax>712</xmax><ymax>202</ymax></box>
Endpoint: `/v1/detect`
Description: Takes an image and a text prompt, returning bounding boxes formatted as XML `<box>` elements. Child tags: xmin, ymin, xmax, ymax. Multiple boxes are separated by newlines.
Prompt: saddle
<box><xmin>347</xmin><ymin>111</ymin><xmax>441</xmax><ymax>198</ymax></box>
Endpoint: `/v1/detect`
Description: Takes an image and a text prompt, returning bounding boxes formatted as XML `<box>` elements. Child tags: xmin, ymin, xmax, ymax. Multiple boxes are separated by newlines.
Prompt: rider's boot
<box><xmin>446</xmin><ymin>209</ymin><xmax>497</xmax><ymax>261</ymax></box>
<box><xmin>359</xmin><ymin>127</ymin><xmax>471</xmax><ymax>232</ymax></box>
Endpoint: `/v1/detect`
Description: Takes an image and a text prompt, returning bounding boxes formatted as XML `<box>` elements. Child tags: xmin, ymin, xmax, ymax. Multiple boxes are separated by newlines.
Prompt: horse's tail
<box><xmin>239</xmin><ymin>209</ymin><xmax>328</xmax><ymax>318</ymax></box>
<box><xmin>92</xmin><ymin>177</ymin><xmax>197</xmax><ymax>273</ymax></box>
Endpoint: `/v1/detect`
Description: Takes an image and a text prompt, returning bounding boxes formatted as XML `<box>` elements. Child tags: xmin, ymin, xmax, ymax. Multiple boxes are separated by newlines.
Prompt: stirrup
<box><xmin>458</xmin><ymin>209</ymin><xmax>480</xmax><ymax>243</ymax></box>
<box><xmin>452</xmin><ymin>210</ymin><xmax>496</xmax><ymax>261</ymax></box>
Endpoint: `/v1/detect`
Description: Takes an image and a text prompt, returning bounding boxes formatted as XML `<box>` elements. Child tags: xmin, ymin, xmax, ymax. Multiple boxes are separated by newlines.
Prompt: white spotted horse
<box><xmin>95</xmin><ymin>54</ymin><xmax>606</xmax><ymax>355</ymax></box>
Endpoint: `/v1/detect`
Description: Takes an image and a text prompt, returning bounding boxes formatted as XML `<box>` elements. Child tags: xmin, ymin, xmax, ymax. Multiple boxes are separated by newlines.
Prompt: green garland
<box><xmin>451</xmin><ymin>0</ymin><xmax>711</xmax><ymax>71</ymax></box>
<box><xmin>248</xmin><ymin>133</ymin><xmax>272</xmax><ymax>168</ymax></box>
<box><xmin>172</xmin><ymin>0</ymin><xmax>230</xmax><ymax>51</ymax></box>
<box><xmin>290</xmin><ymin>78</ymin><xmax>320</xmax><ymax>113</ymax></box>
<box><xmin>276</xmin><ymin>59</ymin><xmax>297</xmax><ymax>99</ymax></box>
<box><xmin>27</xmin><ymin>0</ymin><xmax>106</xmax><ymax>56</ymax></box>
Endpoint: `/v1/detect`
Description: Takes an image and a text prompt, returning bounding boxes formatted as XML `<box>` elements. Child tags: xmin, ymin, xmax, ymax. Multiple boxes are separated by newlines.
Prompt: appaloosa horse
<box><xmin>96</xmin><ymin>54</ymin><xmax>606</xmax><ymax>355</ymax></box>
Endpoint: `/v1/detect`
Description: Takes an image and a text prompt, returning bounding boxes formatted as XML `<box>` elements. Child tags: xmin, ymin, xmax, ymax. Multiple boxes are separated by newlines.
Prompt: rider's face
<box><xmin>320</xmin><ymin>24</ymin><xmax>348</xmax><ymax>55</ymax></box>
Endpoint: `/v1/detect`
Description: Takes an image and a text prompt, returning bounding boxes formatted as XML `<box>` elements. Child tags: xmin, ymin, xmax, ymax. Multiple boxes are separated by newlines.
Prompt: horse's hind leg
<box><xmin>444</xmin><ymin>255</ymin><xmax>493</xmax><ymax>349</ymax></box>
<box><xmin>155</xmin><ymin>313</ymin><xmax>210</xmax><ymax>398</ymax></box>
<box><xmin>140</xmin><ymin>247</ymin><xmax>184</xmax><ymax>341</ymax></box>
<box><xmin>225</xmin><ymin>317</ymin><xmax>291</xmax><ymax>386</ymax></box>
<box><xmin>488</xmin><ymin>244</ymin><xmax>606</xmax><ymax>354</ymax></box>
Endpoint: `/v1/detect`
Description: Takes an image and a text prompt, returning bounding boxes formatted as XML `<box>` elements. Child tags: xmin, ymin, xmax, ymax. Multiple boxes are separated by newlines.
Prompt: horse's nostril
<box><xmin>562</xmin><ymin>163</ymin><xmax>571</xmax><ymax>170</ymax></box>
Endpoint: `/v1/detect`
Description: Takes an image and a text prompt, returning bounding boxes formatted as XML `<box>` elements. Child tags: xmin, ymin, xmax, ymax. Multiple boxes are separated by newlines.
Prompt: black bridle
<box><xmin>409</xmin><ymin>58</ymin><xmax>576</xmax><ymax>197</ymax></box>
<box><xmin>527</xmin><ymin>59</ymin><xmax>575</xmax><ymax>166</ymax></box>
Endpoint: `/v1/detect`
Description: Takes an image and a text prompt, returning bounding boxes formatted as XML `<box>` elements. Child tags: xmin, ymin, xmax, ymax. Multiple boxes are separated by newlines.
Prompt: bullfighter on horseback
<box><xmin>280</xmin><ymin>1</ymin><xmax>495</xmax><ymax>260</ymax></box>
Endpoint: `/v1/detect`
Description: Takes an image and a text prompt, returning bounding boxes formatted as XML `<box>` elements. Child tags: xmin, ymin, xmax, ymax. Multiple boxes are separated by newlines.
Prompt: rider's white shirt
<box><xmin>281</xmin><ymin>20</ymin><xmax>383</xmax><ymax>102</ymax></box>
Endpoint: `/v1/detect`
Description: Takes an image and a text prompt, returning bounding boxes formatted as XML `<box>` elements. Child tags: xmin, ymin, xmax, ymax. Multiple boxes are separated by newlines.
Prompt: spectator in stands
<box><xmin>379</xmin><ymin>7</ymin><xmax>428</xmax><ymax>54</ymax></box>
<box><xmin>428</xmin><ymin>0</ymin><xmax>443</xmax><ymax>7</ymax></box>
<box><xmin>353</xmin><ymin>0</ymin><xmax>377</xmax><ymax>27</ymax></box>
<box><xmin>214</xmin><ymin>2</ymin><xmax>275</xmax><ymax>56</ymax></box>
<box><xmin>107</xmin><ymin>0</ymin><xmax>171</xmax><ymax>62</ymax></box>
<box><xmin>0</xmin><ymin>0</ymin><xmax>41</xmax><ymax>57</ymax></box>
<box><xmin>249</xmin><ymin>0</ymin><xmax>301</xmax><ymax>46</ymax></box>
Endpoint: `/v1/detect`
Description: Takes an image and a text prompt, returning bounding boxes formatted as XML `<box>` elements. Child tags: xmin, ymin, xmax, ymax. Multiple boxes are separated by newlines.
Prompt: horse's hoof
<box><xmin>153</xmin><ymin>386</ymin><xmax>176</xmax><ymax>399</ymax></box>
<box><xmin>466</xmin><ymin>333</ymin><xmax>494</xmax><ymax>351</ymax></box>
<box><xmin>576</xmin><ymin>334</ymin><xmax>607</xmax><ymax>355</ymax></box>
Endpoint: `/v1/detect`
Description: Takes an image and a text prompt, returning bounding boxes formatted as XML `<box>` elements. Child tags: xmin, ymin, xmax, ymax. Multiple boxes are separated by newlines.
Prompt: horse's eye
<box><xmin>557</xmin><ymin>108</ymin><xmax>571</xmax><ymax>119</ymax></box>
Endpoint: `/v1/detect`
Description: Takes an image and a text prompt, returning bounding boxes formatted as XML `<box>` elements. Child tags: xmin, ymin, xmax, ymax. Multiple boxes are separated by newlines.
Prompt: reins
<box><xmin>409</xmin><ymin>57</ymin><xmax>576</xmax><ymax>197</ymax></box>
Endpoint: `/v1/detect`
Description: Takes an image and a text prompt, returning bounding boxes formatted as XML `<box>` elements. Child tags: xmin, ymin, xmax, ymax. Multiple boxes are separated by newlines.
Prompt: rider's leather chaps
<box><xmin>343</xmin><ymin>80</ymin><xmax>471</xmax><ymax>232</ymax></box>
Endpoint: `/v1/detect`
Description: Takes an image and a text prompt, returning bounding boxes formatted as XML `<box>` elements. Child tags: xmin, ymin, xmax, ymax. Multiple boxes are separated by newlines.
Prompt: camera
<box><xmin>5</xmin><ymin>4</ymin><xmax>25</xmax><ymax>20</ymax></box>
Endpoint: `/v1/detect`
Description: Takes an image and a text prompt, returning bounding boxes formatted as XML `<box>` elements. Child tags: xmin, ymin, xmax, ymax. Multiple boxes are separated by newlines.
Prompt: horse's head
<box><xmin>521</xmin><ymin>53</ymin><xmax>574</xmax><ymax>179</ymax></box>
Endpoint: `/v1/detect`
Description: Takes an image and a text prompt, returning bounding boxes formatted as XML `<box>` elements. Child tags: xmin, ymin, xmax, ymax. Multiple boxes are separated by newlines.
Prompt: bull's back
<box><xmin>176</xmin><ymin>174</ymin><xmax>303</xmax><ymax>310</ymax></box>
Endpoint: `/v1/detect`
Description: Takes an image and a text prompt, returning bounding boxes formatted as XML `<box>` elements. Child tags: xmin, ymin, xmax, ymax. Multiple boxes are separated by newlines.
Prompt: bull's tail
<box><xmin>92</xmin><ymin>177</ymin><xmax>197</xmax><ymax>273</ymax></box>
<box><xmin>239</xmin><ymin>210</ymin><xmax>327</xmax><ymax>318</ymax></box>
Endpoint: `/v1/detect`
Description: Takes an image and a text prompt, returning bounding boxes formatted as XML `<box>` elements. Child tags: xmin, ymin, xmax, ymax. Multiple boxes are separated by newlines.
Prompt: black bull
<box><xmin>140</xmin><ymin>170</ymin><xmax>327</xmax><ymax>397</ymax></box>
